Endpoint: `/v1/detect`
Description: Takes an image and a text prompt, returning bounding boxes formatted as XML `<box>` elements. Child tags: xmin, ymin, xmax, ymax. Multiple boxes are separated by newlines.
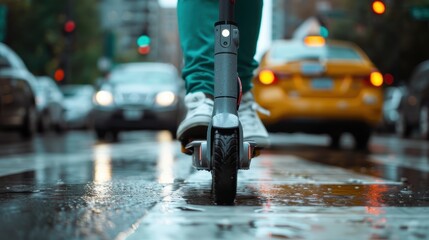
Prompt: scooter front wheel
<box><xmin>211</xmin><ymin>129</ymin><xmax>239</xmax><ymax>205</ymax></box>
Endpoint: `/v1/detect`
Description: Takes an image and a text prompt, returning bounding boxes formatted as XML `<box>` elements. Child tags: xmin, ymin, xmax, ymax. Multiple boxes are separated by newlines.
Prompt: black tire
<box><xmin>21</xmin><ymin>106</ymin><xmax>37</xmax><ymax>138</ymax></box>
<box><xmin>419</xmin><ymin>104</ymin><xmax>429</xmax><ymax>140</ymax></box>
<box><xmin>352</xmin><ymin>127</ymin><xmax>371</xmax><ymax>151</ymax></box>
<box><xmin>211</xmin><ymin>129</ymin><xmax>239</xmax><ymax>205</ymax></box>
<box><xmin>111</xmin><ymin>131</ymin><xmax>119</xmax><ymax>142</ymax></box>
<box><xmin>38</xmin><ymin>112</ymin><xmax>51</xmax><ymax>133</ymax></box>
<box><xmin>96</xmin><ymin>129</ymin><xmax>119</xmax><ymax>142</ymax></box>
<box><xmin>95</xmin><ymin>129</ymin><xmax>107</xmax><ymax>140</ymax></box>
<box><xmin>169</xmin><ymin>129</ymin><xmax>177</xmax><ymax>140</ymax></box>
<box><xmin>54</xmin><ymin>114</ymin><xmax>66</xmax><ymax>134</ymax></box>
<box><xmin>328</xmin><ymin>132</ymin><xmax>342</xmax><ymax>149</ymax></box>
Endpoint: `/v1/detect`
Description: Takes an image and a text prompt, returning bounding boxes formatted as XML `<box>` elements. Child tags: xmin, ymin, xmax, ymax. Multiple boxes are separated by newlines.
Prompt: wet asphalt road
<box><xmin>0</xmin><ymin>130</ymin><xmax>428</xmax><ymax>240</ymax></box>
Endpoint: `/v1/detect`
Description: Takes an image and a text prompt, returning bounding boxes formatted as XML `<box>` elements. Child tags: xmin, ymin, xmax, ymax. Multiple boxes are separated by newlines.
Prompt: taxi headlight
<box><xmin>94</xmin><ymin>90</ymin><xmax>114</xmax><ymax>106</ymax></box>
<box><xmin>155</xmin><ymin>91</ymin><xmax>176</xmax><ymax>106</ymax></box>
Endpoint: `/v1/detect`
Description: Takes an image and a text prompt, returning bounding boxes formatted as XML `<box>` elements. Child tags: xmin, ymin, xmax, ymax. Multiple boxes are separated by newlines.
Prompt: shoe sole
<box><xmin>178</xmin><ymin>124</ymin><xmax>209</xmax><ymax>155</ymax></box>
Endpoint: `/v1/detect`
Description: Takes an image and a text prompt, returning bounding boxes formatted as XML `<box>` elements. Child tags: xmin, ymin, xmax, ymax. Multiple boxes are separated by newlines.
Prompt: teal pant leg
<box><xmin>177</xmin><ymin>0</ymin><xmax>262</xmax><ymax>95</ymax></box>
<box><xmin>236</xmin><ymin>0</ymin><xmax>263</xmax><ymax>93</ymax></box>
<box><xmin>177</xmin><ymin>0</ymin><xmax>217</xmax><ymax>95</ymax></box>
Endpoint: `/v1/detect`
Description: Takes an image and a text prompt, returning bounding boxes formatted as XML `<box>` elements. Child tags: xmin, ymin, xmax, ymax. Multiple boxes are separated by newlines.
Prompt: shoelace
<box><xmin>239</xmin><ymin>101</ymin><xmax>270</xmax><ymax>127</ymax></box>
<box><xmin>186</xmin><ymin>96</ymin><xmax>213</xmax><ymax>116</ymax></box>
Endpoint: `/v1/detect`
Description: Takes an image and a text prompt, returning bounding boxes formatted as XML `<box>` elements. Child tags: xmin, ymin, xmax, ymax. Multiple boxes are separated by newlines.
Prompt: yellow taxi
<box><xmin>252</xmin><ymin>36</ymin><xmax>384</xmax><ymax>150</ymax></box>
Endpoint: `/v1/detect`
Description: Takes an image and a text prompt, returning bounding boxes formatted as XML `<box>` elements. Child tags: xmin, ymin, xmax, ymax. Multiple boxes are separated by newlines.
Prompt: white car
<box><xmin>61</xmin><ymin>84</ymin><xmax>95</xmax><ymax>129</ymax></box>
<box><xmin>35</xmin><ymin>76</ymin><xmax>66</xmax><ymax>132</ymax></box>
<box><xmin>92</xmin><ymin>62</ymin><xmax>185</xmax><ymax>141</ymax></box>
<box><xmin>0</xmin><ymin>43</ymin><xmax>38</xmax><ymax>138</ymax></box>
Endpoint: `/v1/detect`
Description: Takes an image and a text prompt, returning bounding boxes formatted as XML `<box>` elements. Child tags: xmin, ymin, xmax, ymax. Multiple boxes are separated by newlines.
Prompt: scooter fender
<box><xmin>212</xmin><ymin>113</ymin><xmax>239</xmax><ymax>129</ymax></box>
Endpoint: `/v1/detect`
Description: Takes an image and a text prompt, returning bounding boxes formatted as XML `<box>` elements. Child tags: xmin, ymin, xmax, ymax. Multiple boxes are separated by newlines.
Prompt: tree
<box><xmin>330</xmin><ymin>0</ymin><xmax>429</xmax><ymax>84</ymax></box>
<box><xmin>2</xmin><ymin>0</ymin><xmax>102</xmax><ymax>84</ymax></box>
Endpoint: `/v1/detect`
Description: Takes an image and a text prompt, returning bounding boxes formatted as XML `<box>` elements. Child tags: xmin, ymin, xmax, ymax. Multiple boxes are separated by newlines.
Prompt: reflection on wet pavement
<box><xmin>1</xmin><ymin>131</ymin><xmax>429</xmax><ymax>239</ymax></box>
<box><xmin>0</xmin><ymin>131</ymin><xmax>191</xmax><ymax>239</ymax></box>
<box><xmin>128</xmin><ymin>139</ymin><xmax>429</xmax><ymax>240</ymax></box>
<box><xmin>177</xmin><ymin>153</ymin><xmax>429</xmax><ymax>207</ymax></box>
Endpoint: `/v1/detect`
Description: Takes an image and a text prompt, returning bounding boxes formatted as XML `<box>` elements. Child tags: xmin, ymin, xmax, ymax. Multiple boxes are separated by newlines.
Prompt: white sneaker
<box><xmin>177</xmin><ymin>92</ymin><xmax>213</xmax><ymax>144</ymax></box>
<box><xmin>177</xmin><ymin>91</ymin><xmax>270</xmax><ymax>148</ymax></box>
<box><xmin>238</xmin><ymin>92</ymin><xmax>270</xmax><ymax>148</ymax></box>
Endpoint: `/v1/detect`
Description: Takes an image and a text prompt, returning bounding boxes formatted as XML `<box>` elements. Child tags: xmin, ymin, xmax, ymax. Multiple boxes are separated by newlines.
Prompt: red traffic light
<box><xmin>54</xmin><ymin>69</ymin><xmax>65</xmax><ymax>82</ymax></box>
<box><xmin>372</xmin><ymin>1</ymin><xmax>386</xmax><ymax>15</ymax></box>
<box><xmin>64</xmin><ymin>20</ymin><xmax>76</xmax><ymax>33</ymax></box>
<box><xmin>138</xmin><ymin>45</ymin><xmax>151</xmax><ymax>55</ymax></box>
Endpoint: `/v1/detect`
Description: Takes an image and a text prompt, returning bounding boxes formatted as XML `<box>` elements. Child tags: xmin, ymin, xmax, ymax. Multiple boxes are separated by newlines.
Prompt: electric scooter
<box><xmin>185</xmin><ymin>0</ymin><xmax>259</xmax><ymax>205</ymax></box>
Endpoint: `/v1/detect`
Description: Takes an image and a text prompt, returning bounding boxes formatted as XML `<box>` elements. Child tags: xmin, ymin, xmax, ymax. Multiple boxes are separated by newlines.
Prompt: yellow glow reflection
<box><xmin>93</xmin><ymin>144</ymin><xmax>112</xmax><ymax>184</ymax></box>
<box><xmin>156</xmin><ymin>131</ymin><xmax>175</xmax><ymax>184</ymax></box>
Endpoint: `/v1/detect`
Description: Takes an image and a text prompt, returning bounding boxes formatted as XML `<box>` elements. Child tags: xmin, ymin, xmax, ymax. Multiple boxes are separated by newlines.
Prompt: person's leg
<box><xmin>176</xmin><ymin>0</ymin><xmax>217</xmax><ymax>145</ymax></box>
<box><xmin>177</xmin><ymin>0</ymin><xmax>269</xmax><ymax>148</ymax></box>
<box><xmin>235</xmin><ymin>0</ymin><xmax>263</xmax><ymax>93</ymax></box>
<box><xmin>235</xmin><ymin>0</ymin><xmax>270</xmax><ymax>147</ymax></box>
<box><xmin>177</xmin><ymin>0</ymin><xmax>217</xmax><ymax>96</ymax></box>
<box><xmin>177</xmin><ymin>0</ymin><xmax>263</xmax><ymax>95</ymax></box>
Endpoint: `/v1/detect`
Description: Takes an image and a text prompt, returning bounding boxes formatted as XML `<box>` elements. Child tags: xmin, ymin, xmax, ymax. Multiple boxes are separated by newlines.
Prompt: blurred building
<box><xmin>272</xmin><ymin>0</ymin><xmax>346</xmax><ymax>39</ymax></box>
<box><xmin>158</xmin><ymin>5</ymin><xmax>181</xmax><ymax>70</ymax></box>
<box><xmin>98</xmin><ymin>0</ymin><xmax>181</xmax><ymax>70</ymax></box>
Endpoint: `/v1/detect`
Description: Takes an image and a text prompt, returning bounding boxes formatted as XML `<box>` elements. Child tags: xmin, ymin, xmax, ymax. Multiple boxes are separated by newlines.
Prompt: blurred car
<box><xmin>61</xmin><ymin>84</ymin><xmax>95</xmax><ymax>129</ymax></box>
<box><xmin>253</xmin><ymin>37</ymin><xmax>384</xmax><ymax>150</ymax></box>
<box><xmin>35</xmin><ymin>76</ymin><xmax>66</xmax><ymax>132</ymax></box>
<box><xmin>381</xmin><ymin>86</ymin><xmax>405</xmax><ymax>132</ymax></box>
<box><xmin>0</xmin><ymin>42</ymin><xmax>38</xmax><ymax>138</ymax></box>
<box><xmin>92</xmin><ymin>62</ymin><xmax>185</xmax><ymax>140</ymax></box>
<box><xmin>396</xmin><ymin>60</ymin><xmax>429</xmax><ymax>140</ymax></box>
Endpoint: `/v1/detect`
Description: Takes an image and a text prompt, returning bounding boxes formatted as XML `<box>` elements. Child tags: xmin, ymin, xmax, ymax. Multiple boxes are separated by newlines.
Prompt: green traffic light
<box><xmin>137</xmin><ymin>35</ymin><xmax>151</xmax><ymax>47</ymax></box>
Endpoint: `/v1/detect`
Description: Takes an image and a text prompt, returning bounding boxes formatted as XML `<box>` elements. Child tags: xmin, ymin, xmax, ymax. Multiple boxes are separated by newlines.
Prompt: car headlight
<box><xmin>155</xmin><ymin>91</ymin><xmax>176</xmax><ymax>106</ymax></box>
<box><xmin>94</xmin><ymin>90</ymin><xmax>114</xmax><ymax>106</ymax></box>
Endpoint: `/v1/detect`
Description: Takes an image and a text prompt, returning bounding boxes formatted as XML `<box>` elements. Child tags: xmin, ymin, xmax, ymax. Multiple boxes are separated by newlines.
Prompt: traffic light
<box><xmin>63</xmin><ymin>20</ymin><xmax>76</xmax><ymax>34</ymax></box>
<box><xmin>372</xmin><ymin>0</ymin><xmax>386</xmax><ymax>15</ymax></box>
<box><xmin>54</xmin><ymin>68</ymin><xmax>65</xmax><ymax>82</ymax></box>
<box><xmin>137</xmin><ymin>35</ymin><xmax>151</xmax><ymax>55</ymax></box>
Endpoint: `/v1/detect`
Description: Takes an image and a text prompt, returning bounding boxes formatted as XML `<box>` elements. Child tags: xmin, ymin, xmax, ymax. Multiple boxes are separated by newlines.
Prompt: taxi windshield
<box><xmin>270</xmin><ymin>42</ymin><xmax>363</xmax><ymax>62</ymax></box>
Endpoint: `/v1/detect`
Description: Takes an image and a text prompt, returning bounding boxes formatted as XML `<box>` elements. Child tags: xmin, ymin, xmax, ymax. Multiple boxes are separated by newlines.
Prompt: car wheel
<box><xmin>54</xmin><ymin>114</ymin><xmax>66</xmax><ymax>134</ymax></box>
<box><xmin>328</xmin><ymin>132</ymin><xmax>342</xmax><ymax>149</ymax></box>
<box><xmin>95</xmin><ymin>129</ymin><xmax>107</xmax><ymax>140</ymax></box>
<box><xmin>21</xmin><ymin>106</ymin><xmax>37</xmax><ymax>138</ymax></box>
<box><xmin>169</xmin><ymin>127</ymin><xmax>178</xmax><ymax>139</ymax></box>
<box><xmin>352</xmin><ymin>127</ymin><xmax>371</xmax><ymax>151</ymax></box>
<box><xmin>38</xmin><ymin>112</ymin><xmax>51</xmax><ymax>133</ymax></box>
<box><xmin>419</xmin><ymin>103</ymin><xmax>429</xmax><ymax>140</ymax></box>
<box><xmin>396</xmin><ymin>111</ymin><xmax>412</xmax><ymax>138</ymax></box>
<box><xmin>95</xmin><ymin>129</ymin><xmax>119</xmax><ymax>142</ymax></box>
<box><xmin>111</xmin><ymin>131</ymin><xmax>119</xmax><ymax>142</ymax></box>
